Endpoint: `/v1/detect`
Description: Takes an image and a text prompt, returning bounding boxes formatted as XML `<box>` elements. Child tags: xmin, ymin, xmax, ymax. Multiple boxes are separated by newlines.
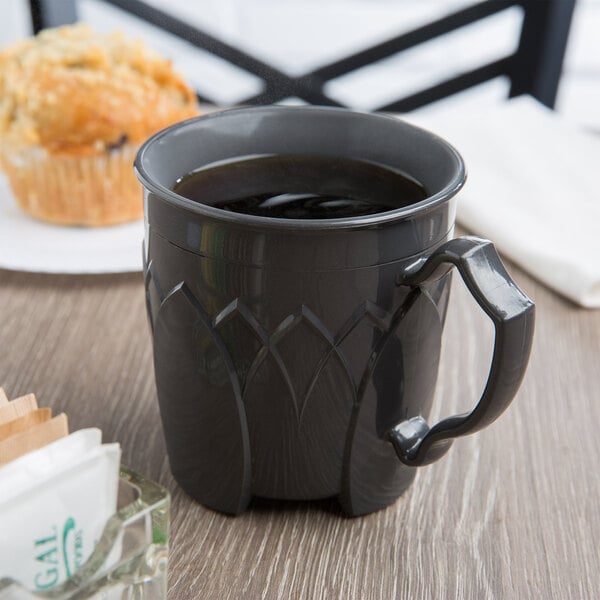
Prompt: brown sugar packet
<box><xmin>0</xmin><ymin>413</ymin><xmax>68</xmax><ymax>466</ymax></box>
<box><xmin>0</xmin><ymin>408</ymin><xmax>52</xmax><ymax>442</ymax></box>
<box><xmin>0</xmin><ymin>394</ymin><xmax>38</xmax><ymax>424</ymax></box>
<box><xmin>0</xmin><ymin>388</ymin><xmax>8</xmax><ymax>405</ymax></box>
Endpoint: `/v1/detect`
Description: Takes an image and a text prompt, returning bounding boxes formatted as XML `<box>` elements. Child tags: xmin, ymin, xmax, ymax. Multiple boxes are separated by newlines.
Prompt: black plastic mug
<box><xmin>135</xmin><ymin>107</ymin><xmax>534</xmax><ymax>516</ymax></box>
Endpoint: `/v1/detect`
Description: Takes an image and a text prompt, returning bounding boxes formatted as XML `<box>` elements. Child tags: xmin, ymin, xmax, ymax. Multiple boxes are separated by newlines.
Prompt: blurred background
<box><xmin>1</xmin><ymin>0</ymin><xmax>598</xmax><ymax>129</ymax></box>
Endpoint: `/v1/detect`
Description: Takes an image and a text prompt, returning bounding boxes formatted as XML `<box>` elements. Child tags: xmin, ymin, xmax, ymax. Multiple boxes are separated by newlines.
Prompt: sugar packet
<box><xmin>0</xmin><ymin>428</ymin><xmax>121</xmax><ymax>591</ymax></box>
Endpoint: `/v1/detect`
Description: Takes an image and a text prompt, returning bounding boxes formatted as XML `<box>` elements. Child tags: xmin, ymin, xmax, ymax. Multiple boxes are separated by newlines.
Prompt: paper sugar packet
<box><xmin>0</xmin><ymin>413</ymin><xmax>68</xmax><ymax>465</ymax></box>
<box><xmin>0</xmin><ymin>391</ymin><xmax>121</xmax><ymax>592</ymax></box>
<box><xmin>0</xmin><ymin>407</ymin><xmax>52</xmax><ymax>441</ymax></box>
<box><xmin>0</xmin><ymin>393</ymin><xmax>69</xmax><ymax>466</ymax></box>
<box><xmin>0</xmin><ymin>393</ymin><xmax>38</xmax><ymax>422</ymax></box>
<box><xmin>0</xmin><ymin>430</ymin><xmax>121</xmax><ymax>591</ymax></box>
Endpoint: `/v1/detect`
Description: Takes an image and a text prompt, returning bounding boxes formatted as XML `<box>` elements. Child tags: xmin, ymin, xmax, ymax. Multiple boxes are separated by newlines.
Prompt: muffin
<box><xmin>0</xmin><ymin>24</ymin><xmax>198</xmax><ymax>226</ymax></box>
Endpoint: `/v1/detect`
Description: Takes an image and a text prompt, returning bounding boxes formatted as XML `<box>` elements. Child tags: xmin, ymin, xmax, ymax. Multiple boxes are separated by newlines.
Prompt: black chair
<box><xmin>29</xmin><ymin>0</ymin><xmax>576</xmax><ymax>111</ymax></box>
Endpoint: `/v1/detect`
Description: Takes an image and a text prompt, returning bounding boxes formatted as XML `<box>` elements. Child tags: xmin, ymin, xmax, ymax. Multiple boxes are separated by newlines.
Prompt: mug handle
<box><xmin>389</xmin><ymin>236</ymin><xmax>535</xmax><ymax>467</ymax></box>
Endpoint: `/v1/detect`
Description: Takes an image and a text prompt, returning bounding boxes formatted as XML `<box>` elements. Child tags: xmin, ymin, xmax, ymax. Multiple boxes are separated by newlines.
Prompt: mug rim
<box><xmin>134</xmin><ymin>106</ymin><xmax>466</xmax><ymax>231</ymax></box>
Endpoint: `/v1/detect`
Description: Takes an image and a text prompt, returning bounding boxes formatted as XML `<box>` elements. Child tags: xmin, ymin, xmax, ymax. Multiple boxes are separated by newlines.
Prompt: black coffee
<box><xmin>173</xmin><ymin>154</ymin><xmax>427</xmax><ymax>219</ymax></box>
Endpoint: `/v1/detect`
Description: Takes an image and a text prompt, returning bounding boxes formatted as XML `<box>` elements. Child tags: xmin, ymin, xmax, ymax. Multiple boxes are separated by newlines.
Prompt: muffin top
<box><xmin>0</xmin><ymin>24</ymin><xmax>198</xmax><ymax>155</ymax></box>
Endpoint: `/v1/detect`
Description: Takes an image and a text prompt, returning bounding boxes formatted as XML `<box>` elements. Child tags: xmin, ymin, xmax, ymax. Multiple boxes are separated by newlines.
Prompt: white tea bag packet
<box><xmin>0</xmin><ymin>428</ymin><xmax>121</xmax><ymax>591</ymax></box>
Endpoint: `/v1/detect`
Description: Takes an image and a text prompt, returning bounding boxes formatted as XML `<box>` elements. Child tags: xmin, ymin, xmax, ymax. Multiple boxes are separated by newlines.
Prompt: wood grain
<box><xmin>0</xmin><ymin>256</ymin><xmax>599</xmax><ymax>599</ymax></box>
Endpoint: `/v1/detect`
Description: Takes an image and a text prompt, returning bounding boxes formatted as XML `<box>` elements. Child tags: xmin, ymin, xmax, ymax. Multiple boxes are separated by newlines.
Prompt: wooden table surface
<box><xmin>1</xmin><ymin>247</ymin><xmax>599</xmax><ymax>599</ymax></box>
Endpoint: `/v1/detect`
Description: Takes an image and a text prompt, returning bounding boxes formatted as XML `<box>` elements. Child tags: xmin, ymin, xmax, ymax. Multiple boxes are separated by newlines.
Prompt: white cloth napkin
<box><xmin>408</xmin><ymin>96</ymin><xmax>600</xmax><ymax>308</ymax></box>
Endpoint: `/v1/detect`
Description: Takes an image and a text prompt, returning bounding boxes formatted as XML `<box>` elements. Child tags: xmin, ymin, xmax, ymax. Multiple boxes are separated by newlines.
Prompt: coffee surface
<box><xmin>173</xmin><ymin>154</ymin><xmax>427</xmax><ymax>219</ymax></box>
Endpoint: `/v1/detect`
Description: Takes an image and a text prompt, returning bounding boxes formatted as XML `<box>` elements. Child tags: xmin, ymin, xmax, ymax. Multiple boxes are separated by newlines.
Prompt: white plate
<box><xmin>0</xmin><ymin>175</ymin><xmax>144</xmax><ymax>274</ymax></box>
